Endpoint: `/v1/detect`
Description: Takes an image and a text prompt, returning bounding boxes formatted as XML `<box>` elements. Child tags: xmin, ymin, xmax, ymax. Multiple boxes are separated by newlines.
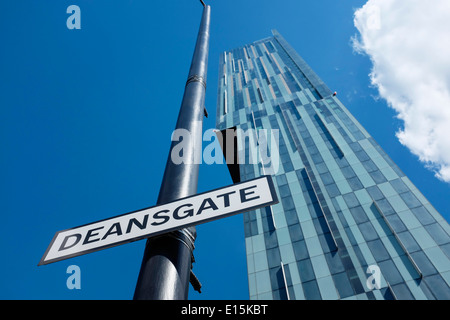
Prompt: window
<box><xmin>283</xmin><ymin>160</ymin><xmax>294</xmax><ymax>172</ymax></box>
<box><xmin>264</xmin><ymin>229</ymin><xmax>278</xmax><ymax>250</ymax></box>
<box><xmin>367</xmin><ymin>185</ymin><xmax>384</xmax><ymax>201</ymax></box>
<box><xmin>288</xmin><ymin>224</ymin><xmax>304</xmax><ymax>242</ymax></box>
<box><xmin>411</xmin><ymin>206</ymin><xmax>435</xmax><ymax>226</ymax></box>
<box><xmin>320</xmin><ymin>172</ymin><xmax>335</xmax><ymax>185</ymax></box>
<box><xmin>399</xmin><ymin>191</ymin><xmax>422</xmax><ymax>209</ymax></box>
<box><xmin>385</xmin><ymin>214</ymin><xmax>407</xmax><ymax>233</ymax></box>
<box><xmin>298</xmin><ymin>259</ymin><xmax>316</xmax><ymax>283</ymax></box>
<box><xmin>313</xmin><ymin>217</ymin><xmax>329</xmax><ymax>235</ymax></box>
<box><xmin>308</xmin><ymin>202</ymin><xmax>323</xmax><ymax>219</ymax></box>
<box><xmin>325</xmin><ymin>183</ymin><xmax>340</xmax><ymax>198</ymax></box>
<box><xmin>348</xmin><ymin>176</ymin><xmax>364</xmax><ymax>191</ymax></box>
<box><xmin>391</xmin><ymin>283</ymin><xmax>414</xmax><ymax>300</ymax></box>
<box><xmin>269</xmin><ymin>267</ymin><xmax>286</xmax><ymax>293</ymax></box>
<box><xmin>343</xmin><ymin>193</ymin><xmax>360</xmax><ymax>209</ymax></box>
<box><xmin>375</xmin><ymin>198</ymin><xmax>396</xmax><ymax>215</ymax></box>
<box><xmin>336</xmin><ymin>156</ymin><xmax>349</xmax><ymax>169</ymax></box>
<box><xmin>261</xmin><ymin>209</ymin><xmax>276</xmax><ymax>232</ymax></box>
<box><xmin>276</xmin><ymin>174</ymin><xmax>288</xmax><ymax>186</ymax></box>
<box><xmin>410</xmin><ymin>251</ymin><xmax>437</xmax><ymax>277</ymax></box>
<box><xmin>302</xmin><ymin>280</ymin><xmax>322</xmax><ymax>300</ymax></box>
<box><xmin>349</xmin><ymin>206</ymin><xmax>369</xmax><ymax>224</ymax></box>
<box><xmin>369</xmin><ymin>170</ymin><xmax>387</xmax><ymax>184</ymax></box>
<box><xmin>367</xmin><ymin>239</ymin><xmax>390</xmax><ymax>262</ymax></box>
<box><xmin>324</xmin><ymin>252</ymin><xmax>345</xmax><ymax>274</ymax></box>
<box><xmin>359</xmin><ymin>221</ymin><xmax>378</xmax><ymax>241</ymax></box>
<box><xmin>223</xmin><ymin>90</ymin><xmax>228</xmax><ymax>114</ymax></box>
<box><xmin>349</xmin><ymin>142</ymin><xmax>362</xmax><ymax>152</ymax></box>
<box><xmin>379</xmin><ymin>260</ymin><xmax>404</xmax><ymax>285</ymax></box>
<box><xmin>332</xmin><ymin>272</ymin><xmax>354</xmax><ymax>299</ymax></box>
<box><xmin>267</xmin><ymin>249</ymin><xmax>281</xmax><ymax>269</ymax></box>
<box><xmin>315</xmin><ymin>162</ymin><xmax>329</xmax><ymax>174</ymax></box>
<box><xmin>285</xmin><ymin>209</ymin><xmax>299</xmax><ymax>226</ymax></box>
<box><xmin>362</xmin><ymin>159</ymin><xmax>379</xmax><ymax>173</ymax></box>
<box><xmin>281</xmin><ymin>196</ymin><xmax>295</xmax><ymax>211</ymax></box>
<box><xmin>390</xmin><ymin>178</ymin><xmax>409</xmax><ymax>193</ymax></box>
<box><xmin>341</xmin><ymin>166</ymin><xmax>356</xmax><ymax>179</ymax></box>
<box><xmin>293</xmin><ymin>240</ymin><xmax>309</xmax><ymax>261</ymax></box>
<box><xmin>397</xmin><ymin>231</ymin><xmax>421</xmax><ymax>253</ymax></box>
<box><xmin>319</xmin><ymin>233</ymin><xmax>336</xmax><ymax>254</ymax></box>
<box><xmin>424</xmin><ymin>223</ymin><xmax>450</xmax><ymax>245</ymax></box>
<box><xmin>311</xmin><ymin>153</ymin><xmax>324</xmax><ymax>165</ymax></box>
<box><xmin>423</xmin><ymin>274</ymin><xmax>450</xmax><ymax>299</ymax></box>
<box><xmin>355</xmin><ymin>150</ymin><xmax>370</xmax><ymax>161</ymax></box>
<box><xmin>278</xmin><ymin>184</ymin><xmax>291</xmax><ymax>198</ymax></box>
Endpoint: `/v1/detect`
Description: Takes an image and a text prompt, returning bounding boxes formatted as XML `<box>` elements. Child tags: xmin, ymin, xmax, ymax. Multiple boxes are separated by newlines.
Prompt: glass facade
<box><xmin>215</xmin><ymin>30</ymin><xmax>450</xmax><ymax>300</ymax></box>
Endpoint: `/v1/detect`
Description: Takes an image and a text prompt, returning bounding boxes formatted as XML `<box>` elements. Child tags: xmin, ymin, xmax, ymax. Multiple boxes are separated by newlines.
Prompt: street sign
<box><xmin>39</xmin><ymin>175</ymin><xmax>278</xmax><ymax>265</ymax></box>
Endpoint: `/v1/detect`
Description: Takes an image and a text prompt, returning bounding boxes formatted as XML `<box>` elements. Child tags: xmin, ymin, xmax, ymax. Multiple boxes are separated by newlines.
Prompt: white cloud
<box><xmin>352</xmin><ymin>0</ymin><xmax>450</xmax><ymax>182</ymax></box>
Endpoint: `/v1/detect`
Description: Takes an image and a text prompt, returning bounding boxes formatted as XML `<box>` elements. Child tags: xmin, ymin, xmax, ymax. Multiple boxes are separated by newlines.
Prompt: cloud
<box><xmin>352</xmin><ymin>0</ymin><xmax>450</xmax><ymax>182</ymax></box>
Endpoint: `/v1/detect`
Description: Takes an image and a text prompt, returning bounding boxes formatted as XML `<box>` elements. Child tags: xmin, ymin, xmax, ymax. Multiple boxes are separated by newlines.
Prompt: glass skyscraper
<box><xmin>215</xmin><ymin>30</ymin><xmax>450</xmax><ymax>300</ymax></box>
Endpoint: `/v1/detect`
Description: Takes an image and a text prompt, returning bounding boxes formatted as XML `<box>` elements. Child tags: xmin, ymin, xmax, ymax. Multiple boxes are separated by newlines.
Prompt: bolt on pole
<box><xmin>133</xmin><ymin>3</ymin><xmax>210</xmax><ymax>300</ymax></box>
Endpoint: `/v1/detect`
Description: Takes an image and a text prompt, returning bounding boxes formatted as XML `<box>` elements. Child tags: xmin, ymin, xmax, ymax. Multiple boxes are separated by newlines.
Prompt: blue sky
<box><xmin>0</xmin><ymin>0</ymin><xmax>448</xmax><ymax>299</ymax></box>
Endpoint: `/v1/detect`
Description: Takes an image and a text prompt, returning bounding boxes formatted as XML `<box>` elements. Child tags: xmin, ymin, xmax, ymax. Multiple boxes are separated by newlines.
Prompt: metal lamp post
<box><xmin>133</xmin><ymin>1</ymin><xmax>210</xmax><ymax>300</ymax></box>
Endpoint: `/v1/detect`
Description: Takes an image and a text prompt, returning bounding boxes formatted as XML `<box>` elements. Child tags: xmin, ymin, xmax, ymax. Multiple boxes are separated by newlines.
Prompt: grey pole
<box><xmin>133</xmin><ymin>2</ymin><xmax>210</xmax><ymax>300</ymax></box>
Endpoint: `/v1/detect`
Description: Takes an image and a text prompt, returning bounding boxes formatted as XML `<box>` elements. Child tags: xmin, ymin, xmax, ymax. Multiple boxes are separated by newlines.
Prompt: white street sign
<box><xmin>39</xmin><ymin>175</ymin><xmax>278</xmax><ymax>265</ymax></box>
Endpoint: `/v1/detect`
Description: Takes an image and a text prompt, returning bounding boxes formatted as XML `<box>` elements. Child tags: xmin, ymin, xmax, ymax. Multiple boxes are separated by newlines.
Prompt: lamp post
<box><xmin>133</xmin><ymin>1</ymin><xmax>210</xmax><ymax>300</ymax></box>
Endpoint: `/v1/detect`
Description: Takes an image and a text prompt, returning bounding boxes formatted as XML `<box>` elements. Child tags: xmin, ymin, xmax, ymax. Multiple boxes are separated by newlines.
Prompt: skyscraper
<box><xmin>215</xmin><ymin>30</ymin><xmax>450</xmax><ymax>300</ymax></box>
